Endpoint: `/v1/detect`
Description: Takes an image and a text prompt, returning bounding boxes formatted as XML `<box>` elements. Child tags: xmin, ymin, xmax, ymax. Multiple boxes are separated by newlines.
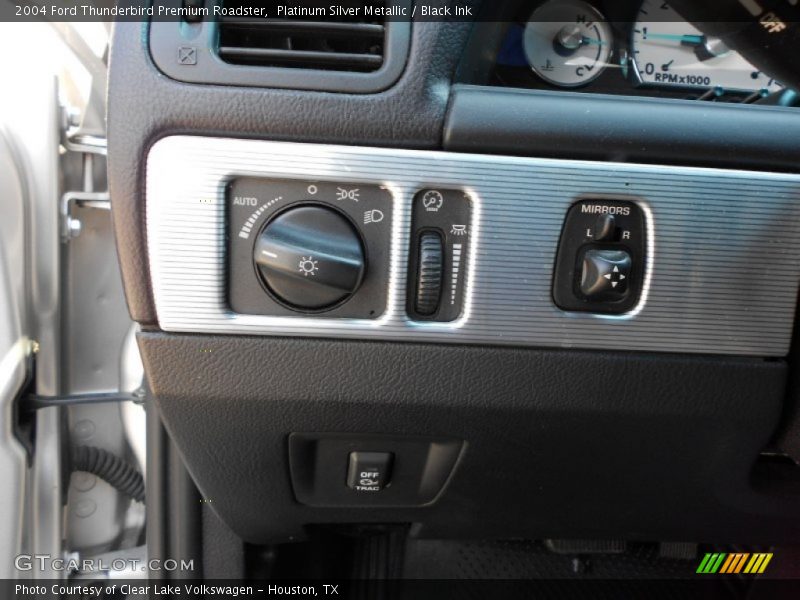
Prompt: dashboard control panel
<box><xmin>553</xmin><ymin>200</ymin><xmax>646</xmax><ymax>314</ymax></box>
<box><xmin>147</xmin><ymin>137</ymin><xmax>800</xmax><ymax>357</ymax></box>
<box><xmin>229</xmin><ymin>179</ymin><xmax>474</xmax><ymax>322</ymax></box>
<box><xmin>232</xmin><ymin>183</ymin><xmax>650</xmax><ymax>320</ymax></box>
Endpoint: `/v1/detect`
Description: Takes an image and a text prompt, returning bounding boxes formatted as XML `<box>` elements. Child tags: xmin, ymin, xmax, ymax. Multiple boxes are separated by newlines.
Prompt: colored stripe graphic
<box><xmin>697</xmin><ymin>553</ymin><xmax>726</xmax><ymax>573</ymax></box>
<box><xmin>744</xmin><ymin>554</ymin><xmax>760</xmax><ymax>573</ymax></box>
<box><xmin>735</xmin><ymin>553</ymin><xmax>751</xmax><ymax>573</ymax></box>
<box><xmin>698</xmin><ymin>552</ymin><xmax>773</xmax><ymax>574</ymax></box>
<box><xmin>696</xmin><ymin>553</ymin><xmax>714</xmax><ymax>573</ymax></box>
<box><xmin>759</xmin><ymin>554</ymin><xmax>774</xmax><ymax>573</ymax></box>
<box><xmin>710</xmin><ymin>553</ymin><xmax>726</xmax><ymax>573</ymax></box>
<box><xmin>719</xmin><ymin>554</ymin><xmax>737</xmax><ymax>573</ymax></box>
<box><xmin>723</xmin><ymin>553</ymin><xmax>749</xmax><ymax>574</ymax></box>
<box><xmin>744</xmin><ymin>553</ymin><xmax>773</xmax><ymax>574</ymax></box>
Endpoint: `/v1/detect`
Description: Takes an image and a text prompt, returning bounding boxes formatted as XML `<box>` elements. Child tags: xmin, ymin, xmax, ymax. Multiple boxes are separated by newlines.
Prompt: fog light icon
<box><xmin>363</xmin><ymin>209</ymin><xmax>385</xmax><ymax>225</ymax></box>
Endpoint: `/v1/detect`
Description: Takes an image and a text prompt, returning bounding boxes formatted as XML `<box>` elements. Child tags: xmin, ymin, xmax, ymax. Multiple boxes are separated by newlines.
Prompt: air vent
<box><xmin>218</xmin><ymin>9</ymin><xmax>386</xmax><ymax>73</ymax></box>
<box><xmin>149</xmin><ymin>0</ymin><xmax>410</xmax><ymax>92</ymax></box>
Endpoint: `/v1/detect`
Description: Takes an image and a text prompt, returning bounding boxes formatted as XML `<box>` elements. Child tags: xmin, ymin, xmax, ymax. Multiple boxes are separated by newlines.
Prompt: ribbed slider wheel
<box><xmin>414</xmin><ymin>231</ymin><xmax>444</xmax><ymax>316</ymax></box>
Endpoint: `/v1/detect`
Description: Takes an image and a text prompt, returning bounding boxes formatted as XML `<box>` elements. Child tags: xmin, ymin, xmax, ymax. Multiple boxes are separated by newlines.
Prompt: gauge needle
<box><xmin>644</xmin><ymin>32</ymin><xmax>705</xmax><ymax>45</ymax></box>
<box><xmin>581</xmin><ymin>37</ymin><xmax>607</xmax><ymax>46</ymax></box>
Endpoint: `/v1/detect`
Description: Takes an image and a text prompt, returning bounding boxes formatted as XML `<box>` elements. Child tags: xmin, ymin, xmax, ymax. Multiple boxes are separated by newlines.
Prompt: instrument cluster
<box><xmin>493</xmin><ymin>0</ymin><xmax>789</xmax><ymax>102</ymax></box>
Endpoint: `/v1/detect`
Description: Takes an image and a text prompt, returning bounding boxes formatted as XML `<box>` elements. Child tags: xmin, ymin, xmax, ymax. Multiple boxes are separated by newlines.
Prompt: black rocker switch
<box><xmin>347</xmin><ymin>452</ymin><xmax>393</xmax><ymax>492</ymax></box>
<box><xmin>553</xmin><ymin>200</ymin><xmax>646</xmax><ymax>314</ymax></box>
<box><xmin>579</xmin><ymin>249</ymin><xmax>631</xmax><ymax>299</ymax></box>
<box><xmin>592</xmin><ymin>214</ymin><xmax>616</xmax><ymax>241</ymax></box>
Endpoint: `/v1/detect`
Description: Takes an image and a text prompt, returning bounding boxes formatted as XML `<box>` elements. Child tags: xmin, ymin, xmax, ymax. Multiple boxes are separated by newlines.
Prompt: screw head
<box><xmin>67</xmin><ymin>217</ymin><xmax>82</xmax><ymax>238</ymax></box>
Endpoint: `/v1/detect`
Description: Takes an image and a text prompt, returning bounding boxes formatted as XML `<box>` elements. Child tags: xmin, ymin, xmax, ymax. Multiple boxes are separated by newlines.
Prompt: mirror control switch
<box><xmin>580</xmin><ymin>249</ymin><xmax>631</xmax><ymax>298</ymax></box>
<box><xmin>553</xmin><ymin>199</ymin><xmax>646</xmax><ymax>314</ymax></box>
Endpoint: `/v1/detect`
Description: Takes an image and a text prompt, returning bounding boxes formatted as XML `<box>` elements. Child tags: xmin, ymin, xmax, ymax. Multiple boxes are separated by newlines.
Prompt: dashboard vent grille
<box><xmin>218</xmin><ymin>7</ymin><xmax>386</xmax><ymax>72</ymax></box>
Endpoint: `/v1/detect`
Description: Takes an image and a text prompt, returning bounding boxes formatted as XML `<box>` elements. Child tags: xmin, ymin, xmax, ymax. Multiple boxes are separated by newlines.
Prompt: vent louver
<box><xmin>218</xmin><ymin>7</ymin><xmax>386</xmax><ymax>73</ymax></box>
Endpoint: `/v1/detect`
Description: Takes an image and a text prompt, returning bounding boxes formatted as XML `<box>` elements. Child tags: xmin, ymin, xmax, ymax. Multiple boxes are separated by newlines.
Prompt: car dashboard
<box><xmin>97</xmin><ymin>0</ymin><xmax>800</xmax><ymax>584</ymax></box>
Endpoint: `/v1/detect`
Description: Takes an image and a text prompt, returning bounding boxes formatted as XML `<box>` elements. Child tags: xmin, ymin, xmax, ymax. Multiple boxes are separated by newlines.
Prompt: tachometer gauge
<box><xmin>632</xmin><ymin>0</ymin><xmax>782</xmax><ymax>93</ymax></box>
<box><xmin>523</xmin><ymin>0</ymin><xmax>613</xmax><ymax>88</ymax></box>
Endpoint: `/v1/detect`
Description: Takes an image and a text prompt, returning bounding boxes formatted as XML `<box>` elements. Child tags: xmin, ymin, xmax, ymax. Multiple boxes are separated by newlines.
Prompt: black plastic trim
<box><xmin>146</xmin><ymin>397</ymin><xmax>203</xmax><ymax>579</ymax></box>
<box><xmin>443</xmin><ymin>85</ymin><xmax>800</xmax><ymax>172</ymax></box>
<box><xmin>140</xmin><ymin>333</ymin><xmax>796</xmax><ymax>545</ymax></box>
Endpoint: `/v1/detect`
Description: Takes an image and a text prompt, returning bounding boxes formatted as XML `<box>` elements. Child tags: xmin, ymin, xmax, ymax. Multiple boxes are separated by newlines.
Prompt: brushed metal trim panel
<box><xmin>146</xmin><ymin>136</ymin><xmax>800</xmax><ymax>356</ymax></box>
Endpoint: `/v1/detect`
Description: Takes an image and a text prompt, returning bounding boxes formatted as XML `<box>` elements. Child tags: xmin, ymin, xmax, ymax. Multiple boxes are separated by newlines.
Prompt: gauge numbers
<box><xmin>523</xmin><ymin>0</ymin><xmax>613</xmax><ymax>88</ymax></box>
<box><xmin>632</xmin><ymin>0</ymin><xmax>781</xmax><ymax>93</ymax></box>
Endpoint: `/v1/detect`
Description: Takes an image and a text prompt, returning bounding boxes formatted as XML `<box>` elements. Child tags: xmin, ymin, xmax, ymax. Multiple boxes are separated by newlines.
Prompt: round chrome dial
<box><xmin>523</xmin><ymin>0</ymin><xmax>613</xmax><ymax>88</ymax></box>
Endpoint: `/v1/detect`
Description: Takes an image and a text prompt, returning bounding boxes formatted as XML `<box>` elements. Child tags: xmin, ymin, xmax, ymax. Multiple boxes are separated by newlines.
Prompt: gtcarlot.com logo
<box><xmin>696</xmin><ymin>552</ymin><xmax>773</xmax><ymax>575</ymax></box>
<box><xmin>15</xmin><ymin>554</ymin><xmax>195</xmax><ymax>573</ymax></box>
